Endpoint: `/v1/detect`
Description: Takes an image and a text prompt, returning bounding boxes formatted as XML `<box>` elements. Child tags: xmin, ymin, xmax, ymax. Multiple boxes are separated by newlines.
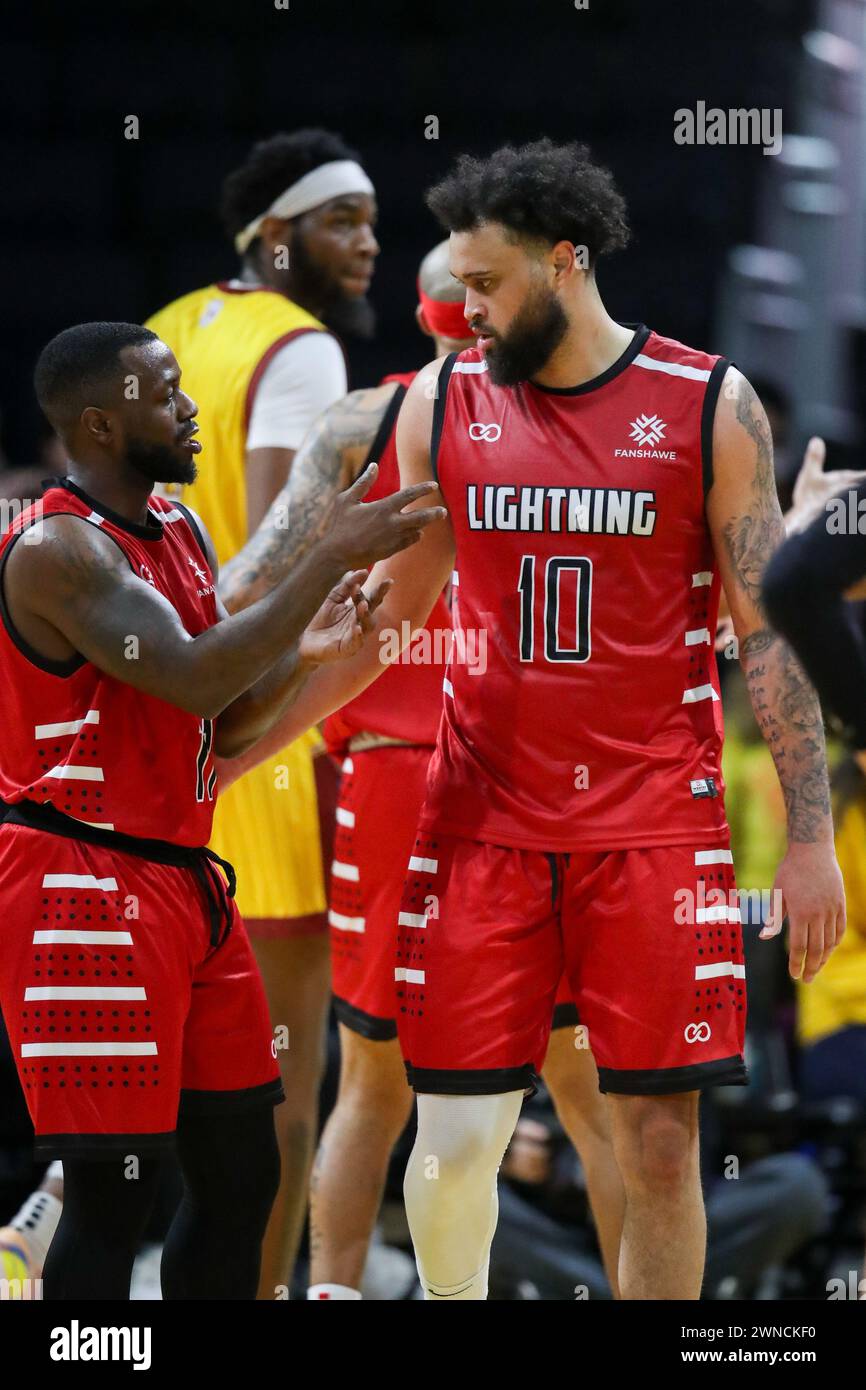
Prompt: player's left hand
<box><xmin>298</xmin><ymin>569</ymin><xmax>392</xmax><ymax>666</ymax></box>
<box><xmin>783</xmin><ymin>436</ymin><xmax>866</xmax><ymax>536</ymax></box>
<box><xmin>760</xmin><ymin>841</ymin><xmax>846</xmax><ymax>981</ymax></box>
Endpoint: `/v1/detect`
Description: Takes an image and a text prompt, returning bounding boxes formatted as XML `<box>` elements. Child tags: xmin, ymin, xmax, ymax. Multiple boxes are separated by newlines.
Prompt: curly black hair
<box><xmin>220</xmin><ymin>129</ymin><xmax>364</xmax><ymax>244</ymax></box>
<box><xmin>426</xmin><ymin>138</ymin><xmax>630</xmax><ymax>267</ymax></box>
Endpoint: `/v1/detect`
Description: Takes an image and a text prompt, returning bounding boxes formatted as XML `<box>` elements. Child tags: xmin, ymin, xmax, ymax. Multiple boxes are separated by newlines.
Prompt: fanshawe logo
<box><xmin>139</xmin><ymin>563</ymin><xmax>156</xmax><ymax>587</ymax></box>
<box><xmin>188</xmin><ymin>553</ymin><xmax>216</xmax><ymax>598</ymax></box>
<box><xmin>615</xmin><ymin>414</ymin><xmax>678</xmax><ymax>460</ymax></box>
<box><xmin>188</xmin><ymin>553</ymin><xmax>209</xmax><ymax>584</ymax></box>
<box><xmin>684</xmin><ymin>1022</ymin><xmax>711</xmax><ymax>1044</ymax></box>
<box><xmin>468</xmin><ymin>422</ymin><xmax>502</xmax><ymax>442</ymax></box>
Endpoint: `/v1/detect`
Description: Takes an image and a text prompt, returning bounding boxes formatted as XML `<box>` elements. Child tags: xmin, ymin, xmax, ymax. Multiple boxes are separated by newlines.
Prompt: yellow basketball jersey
<box><xmin>146</xmin><ymin>282</ymin><xmax>325</xmax><ymax>562</ymax></box>
<box><xmin>145</xmin><ymin>283</ymin><xmax>329</xmax><ymax>920</ymax></box>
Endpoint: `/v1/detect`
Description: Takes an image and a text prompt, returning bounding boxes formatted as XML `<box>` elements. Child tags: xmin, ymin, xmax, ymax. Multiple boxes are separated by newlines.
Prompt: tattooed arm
<box><xmin>707</xmin><ymin>367</ymin><xmax>845</xmax><ymax>981</ymax></box>
<box><xmin>219</xmin><ymin>384</ymin><xmax>398</xmax><ymax>613</ymax></box>
<box><xmin>218</xmin><ymin>357</ymin><xmax>456</xmax><ymax>789</ymax></box>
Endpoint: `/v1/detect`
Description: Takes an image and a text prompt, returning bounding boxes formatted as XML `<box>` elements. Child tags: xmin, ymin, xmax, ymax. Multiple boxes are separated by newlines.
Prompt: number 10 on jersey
<box><xmin>517</xmin><ymin>555</ymin><xmax>593</xmax><ymax>663</ymax></box>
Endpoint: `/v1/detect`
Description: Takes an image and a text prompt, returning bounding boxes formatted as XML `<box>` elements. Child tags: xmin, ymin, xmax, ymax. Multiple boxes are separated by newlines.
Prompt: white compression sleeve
<box><xmin>403</xmin><ymin>1091</ymin><xmax>524</xmax><ymax>1300</ymax></box>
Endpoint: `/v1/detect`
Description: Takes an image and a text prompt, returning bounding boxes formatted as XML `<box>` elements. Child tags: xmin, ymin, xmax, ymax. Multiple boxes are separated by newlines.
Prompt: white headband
<box><xmin>234</xmin><ymin>160</ymin><xmax>375</xmax><ymax>254</ymax></box>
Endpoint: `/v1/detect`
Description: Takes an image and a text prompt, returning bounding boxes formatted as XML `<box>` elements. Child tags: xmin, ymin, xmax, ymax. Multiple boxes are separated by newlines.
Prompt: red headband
<box><xmin>417</xmin><ymin>281</ymin><xmax>470</xmax><ymax>341</ymax></box>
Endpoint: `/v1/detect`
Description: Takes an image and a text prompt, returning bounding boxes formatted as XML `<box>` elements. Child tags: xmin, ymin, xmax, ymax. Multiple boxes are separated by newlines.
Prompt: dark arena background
<box><xmin>1</xmin><ymin>0</ymin><xmax>865</xmax><ymax>1357</ymax></box>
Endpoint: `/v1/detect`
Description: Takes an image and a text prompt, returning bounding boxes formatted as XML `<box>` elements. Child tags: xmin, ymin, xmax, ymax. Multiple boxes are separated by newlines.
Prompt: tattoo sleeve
<box><xmin>721</xmin><ymin>375</ymin><xmax>832</xmax><ymax>842</ymax></box>
<box><xmin>219</xmin><ymin>386</ymin><xmax>392</xmax><ymax>612</ymax></box>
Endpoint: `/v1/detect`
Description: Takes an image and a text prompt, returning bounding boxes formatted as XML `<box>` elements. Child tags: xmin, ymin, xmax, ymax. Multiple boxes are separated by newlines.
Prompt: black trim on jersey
<box><xmin>34</xmin><ymin>1130</ymin><xmax>177</xmax><ymax>1161</ymax></box>
<box><xmin>551</xmin><ymin>1001</ymin><xmax>580</xmax><ymax>1030</ymax></box>
<box><xmin>598</xmin><ymin>1054</ymin><xmax>747</xmax><ymax>1096</ymax></box>
<box><xmin>529</xmin><ymin>324</ymin><xmax>650</xmax><ymax>396</ymax></box>
<box><xmin>405</xmin><ymin>1060</ymin><xmax>538</xmax><ymax>1098</ymax></box>
<box><xmin>333</xmin><ymin>994</ymin><xmax>398</xmax><ymax>1041</ymax></box>
<box><xmin>42</xmin><ymin>476</ymin><xmax>165</xmax><ymax>540</ymax></box>
<box><xmin>700</xmin><ymin>357</ymin><xmax>732</xmax><ymax>497</ymax></box>
<box><xmin>430</xmin><ymin>353</ymin><xmax>458</xmax><ymax>483</ymax></box>
<box><xmin>172</xmin><ymin>500</ymin><xmax>209</xmax><ymax>564</ymax></box>
<box><xmin>0</xmin><ymin>523</ymin><xmax>86</xmax><ymax>677</ymax></box>
<box><xmin>360</xmin><ymin>382</ymin><xmax>407</xmax><ymax>480</ymax></box>
<box><xmin>178</xmin><ymin>1077</ymin><xmax>285</xmax><ymax>1116</ymax></box>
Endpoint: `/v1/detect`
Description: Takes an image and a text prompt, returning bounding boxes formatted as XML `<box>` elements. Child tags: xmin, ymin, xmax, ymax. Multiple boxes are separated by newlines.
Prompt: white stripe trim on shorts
<box><xmin>41</xmin><ymin>873</ymin><xmax>118</xmax><ymax>891</ymax></box>
<box><xmin>398</xmin><ymin>911</ymin><xmax>427</xmax><ymax>929</ymax></box>
<box><xmin>408</xmin><ymin>855</ymin><xmax>438</xmax><ymax>873</ymax></box>
<box><xmin>331</xmin><ymin>860</ymin><xmax>359</xmax><ymax>882</ymax></box>
<box><xmin>335</xmin><ymin>807</ymin><xmax>355</xmax><ymax>828</ymax></box>
<box><xmin>691</xmin><ymin>571</ymin><xmax>714</xmax><ymax>587</ymax></box>
<box><xmin>21</xmin><ymin>1042</ymin><xmax>157</xmax><ymax>1057</ymax></box>
<box><xmin>24</xmin><ymin>986</ymin><xmax>146</xmax><ymax>1001</ymax></box>
<box><xmin>695</xmin><ymin>906</ymin><xmax>741</xmax><ymax>924</ymax></box>
<box><xmin>328</xmin><ymin>909</ymin><xmax>365</xmax><ymax>933</ymax></box>
<box><xmin>394</xmin><ymin>967</ymin><xmax>425</xmax><ymax>983</ymax></box>
<box><xmin>694</xmin><ymin>961</ymin><xmax>746</xmax><ymax>980</ymax></box>
<box><xmin>685</xmin><ymin>628</ymin><xmax>711</xmax><ymax>646</ymax></box>
<box><xmin>32</xmin><ymin>930</ymin><xmax>133</xmax><ymax>945</ymax></box>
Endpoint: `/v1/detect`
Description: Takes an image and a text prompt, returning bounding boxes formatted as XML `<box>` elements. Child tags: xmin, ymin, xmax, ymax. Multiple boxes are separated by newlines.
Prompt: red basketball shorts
<box><xmin>396</xmin><ymin>828</ymin><xmax>747</xmax><ymax>1096</ymax></box>
<box><xmin>329</xmin><ymin>745</ymin><xmax>433</xmax><ymax>1039</ymax></box>
<box><xmin>0</xmin><ymin>824</ymin><xmax>283</xmax><ymax>1159</ymax></box>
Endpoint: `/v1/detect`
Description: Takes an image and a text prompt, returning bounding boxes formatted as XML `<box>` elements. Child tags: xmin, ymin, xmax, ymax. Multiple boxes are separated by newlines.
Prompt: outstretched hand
<box><xmin>327</xmin><ymin>462</ymin><xmax>448</xmax><ymax>570</ymax></box>
<box><xmin>784</xmin><ymin>436</ymin><xmax>866</xmax><ymax>536</ymax></box>
<box><xmin>298</xmin><ymin>569</ymin><xmax>393</xmax><ymax>667</ymax></box>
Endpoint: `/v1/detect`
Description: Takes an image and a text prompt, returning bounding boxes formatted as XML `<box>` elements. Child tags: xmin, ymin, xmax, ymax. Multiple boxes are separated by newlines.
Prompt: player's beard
<box><xmin>482</xmin><ymin>284</ymin><xmax>569</xmax><ymax>387</ymax></box>
<box><xmin>291</xmin><ymin>230</ymin><xmax>376</xmax><ymax>340</ymax></box>
<box><xmin>126</xmin><ymin>437</ymin><xmax>198</xmax><ymax>486</ymax></box>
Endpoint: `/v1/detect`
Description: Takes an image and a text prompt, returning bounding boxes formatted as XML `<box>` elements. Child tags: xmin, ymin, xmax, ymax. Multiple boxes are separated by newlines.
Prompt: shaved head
<box><xmin>418</xmin><ymin>239</ymin><xmax>464</xmax><ymax>303</ymax></box>
<box><xmin>34</xmin><ymin>322</ymin><xmax>158</xmax><ymax>436</ymax></box>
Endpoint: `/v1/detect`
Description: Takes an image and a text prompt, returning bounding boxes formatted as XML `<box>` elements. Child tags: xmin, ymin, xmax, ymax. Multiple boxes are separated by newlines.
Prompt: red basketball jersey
<box><xmin>323</xmin><ymin>377</ymin><xmax>450</xmax><ymax>758</ymax></box>
<box><xmin>0</xmin><ymin>477</ymin><xmax>220</xmax><ymax>846</ymax></box>
<box><xmin>421</xmin><ymin>326</ymin><xmax>732</xmax><ymax>851</ymax></box>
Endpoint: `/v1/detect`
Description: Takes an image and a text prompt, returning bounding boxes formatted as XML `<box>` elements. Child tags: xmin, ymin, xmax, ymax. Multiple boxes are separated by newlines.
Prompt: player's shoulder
<box><xmin>3</xmin><ymin>509</ymin><xmax>128</xmax><ymax>598</ymax></box>
<box><xmin>404</xmin><ymin>352</ymin><xmax>465</xmax><ymax>406</ymax></box>
<box><xmin>637</xmin><ymin>327</ymin><xmax>726</xmax><ymax>379</ymax></box>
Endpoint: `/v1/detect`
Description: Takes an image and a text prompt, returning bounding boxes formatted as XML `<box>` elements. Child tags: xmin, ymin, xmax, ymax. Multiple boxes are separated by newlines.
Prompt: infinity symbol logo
<box><xmin>684</xmin><ymin>1022</ymin><xmax>711</xmax><ymax>1043</ymax></box>
<box><xmin>469</xmin><ymin>422</ymin><xmax>502</xmax><ymax>442</ymax></box>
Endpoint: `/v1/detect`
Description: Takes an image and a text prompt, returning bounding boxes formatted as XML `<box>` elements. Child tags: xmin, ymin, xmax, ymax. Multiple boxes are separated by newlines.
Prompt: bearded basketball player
<box><xmin>227</xmin><ymin>139</ymin><xmax>845</xmax><ymax>1300</ymax></box>
<box><xmin>221</xmin><ymin>240</ymin><xmax>627</xmax><ymax>1298</ymax></box>
<box><xmin>0</xmin><ymin>321</ymin><xmax>441</xmax><ymax>1299</ymax></box>
<box><xmin>145</xmin><ymin>128</ymin><xmax>379</xmax><ymax>1292</ymax></box>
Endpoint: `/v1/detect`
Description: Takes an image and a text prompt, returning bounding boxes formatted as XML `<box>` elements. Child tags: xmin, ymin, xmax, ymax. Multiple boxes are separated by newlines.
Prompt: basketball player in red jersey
<box><xmin>0</xmin><ymin>321</ymin><xmax>442</xmax><ymax>1299</ymax></box>
<box><xmin>221</xmin><ymin>242</ymin><xmax>623</xmax><ymax>1297</ymax></box>
<box><xmin>216</xmin><ymin>140</ymin><xmax>846</xmax><ymax>1300</ymax></box>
